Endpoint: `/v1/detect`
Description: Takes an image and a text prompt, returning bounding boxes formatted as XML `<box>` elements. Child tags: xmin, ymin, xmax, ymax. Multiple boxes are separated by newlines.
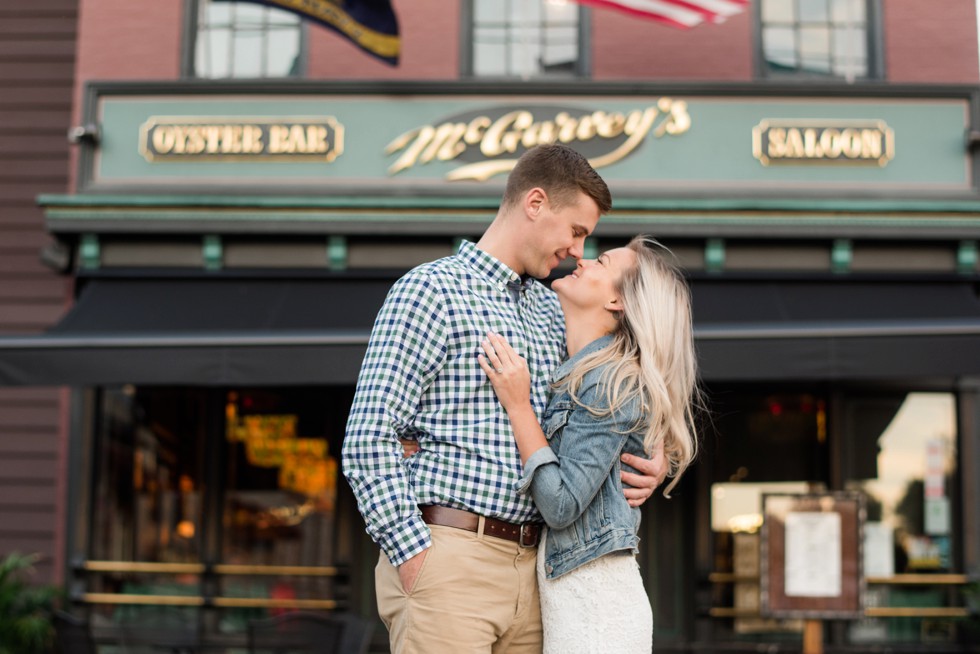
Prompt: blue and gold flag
<box><xmin>251</xmin><ymin>0</ymin><xmax>400</xmax><ymax>65</ymax></box>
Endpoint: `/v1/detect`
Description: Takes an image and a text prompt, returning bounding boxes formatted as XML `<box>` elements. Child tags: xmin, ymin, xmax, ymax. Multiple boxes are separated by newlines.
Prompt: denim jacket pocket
<box><xmin>542</xmin><ymin>409</ymin><xmax>570</xmax><ymax>440</ymax></box>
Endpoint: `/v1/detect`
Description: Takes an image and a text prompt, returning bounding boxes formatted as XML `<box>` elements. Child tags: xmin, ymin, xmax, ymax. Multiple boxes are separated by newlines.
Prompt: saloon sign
<box><xmin>385</xmin><ymin>98</ymin><xmax>692</xmax><ymax>181</ymax></box>
<box><xmin>752</xmin><ymin>119</ymin><xmax>894</xmax><ymax>166</ymax></box>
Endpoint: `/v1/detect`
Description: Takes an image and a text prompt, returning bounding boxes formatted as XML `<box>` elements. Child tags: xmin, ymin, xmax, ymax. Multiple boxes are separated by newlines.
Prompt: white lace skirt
<box><xmin>536</xmin><ymin>529</ymin><xmax>653</xmax><ymax>654</ymax></box>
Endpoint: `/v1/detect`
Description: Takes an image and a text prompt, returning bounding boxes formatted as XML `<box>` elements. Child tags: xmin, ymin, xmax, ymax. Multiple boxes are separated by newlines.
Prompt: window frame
<box><xmin>461</xmin><ymin>0</ymin><xmax>591</xmax><ymax>80</ymax></box>
<box><xmin>182</xmin><ymin>0</ymin><xmax>308</xmax><ymax>80</ymax></box>
<box><xmin>754</xmin><ymin>0</ymin><xmax>884</xmax><ymax>82</ymax></box>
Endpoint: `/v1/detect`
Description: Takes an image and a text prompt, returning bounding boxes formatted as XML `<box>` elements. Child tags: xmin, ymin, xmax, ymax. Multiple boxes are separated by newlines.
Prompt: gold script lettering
<box><xmin>387</xmin><ymin>101</ymin><xmax>689</xmax><ymax>180</ymax></box>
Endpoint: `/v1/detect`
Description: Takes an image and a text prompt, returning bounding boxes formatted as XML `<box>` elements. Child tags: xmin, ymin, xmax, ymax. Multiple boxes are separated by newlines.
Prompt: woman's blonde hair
<box><xmin>555</xmin><ymin>235</ymin><xmax>700</xmax><ymax>496</ymax></box>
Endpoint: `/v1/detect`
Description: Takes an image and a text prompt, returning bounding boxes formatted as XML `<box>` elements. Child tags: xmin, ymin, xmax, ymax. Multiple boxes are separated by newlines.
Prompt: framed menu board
<box><xmin>760</xmin><ymin>492</ymin><xmax>865</xmax><ymax>619</ymax></box>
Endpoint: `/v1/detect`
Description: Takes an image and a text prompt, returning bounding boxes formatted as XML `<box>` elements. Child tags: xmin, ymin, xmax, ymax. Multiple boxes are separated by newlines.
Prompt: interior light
<box><xmin>176</xmin><ymin>520</ymin><xmax>195</xmax><ymax>539</ymax></box>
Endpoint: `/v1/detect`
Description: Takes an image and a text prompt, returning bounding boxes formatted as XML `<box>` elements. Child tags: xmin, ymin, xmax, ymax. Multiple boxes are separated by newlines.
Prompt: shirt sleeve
<box><xmin>342</xmin><ymin>270</ymin><xmax>448</xmax><ymax>565</ymax></box>
<box><xmin>515</xmin><ymin>377</ymin><xmax>637</xmax><ymax>530</ymax></box>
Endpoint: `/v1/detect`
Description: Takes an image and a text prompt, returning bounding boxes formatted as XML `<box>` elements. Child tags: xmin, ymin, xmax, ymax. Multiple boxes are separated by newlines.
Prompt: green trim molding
<box><xmin>38</xmin><ymin>194</ymin><xmax>980</xmax><ymax>240</ymax></box>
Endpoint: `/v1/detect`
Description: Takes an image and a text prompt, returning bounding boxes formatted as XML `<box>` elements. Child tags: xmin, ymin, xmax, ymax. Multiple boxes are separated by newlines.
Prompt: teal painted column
<box><xmin>328</xmin><ymin>235</ymin><xmax>348</xmax><ymax>271</ymax></box>
<box><xmin>704</xmin><ymin>239</ymin><xmax>725</xmax><ymax>273</ymax></box>
<box><xmin>831</xmin><ymin>239</ymin><xmax>852</xmax><ymax>274</ymax></box>
<box><xmin>79</xmin><ymin>234</ymin><xmax>100</xmax><ymax>270</ymax></box>
<box><xmin>583</xmin><ymin>237</ymin><xmax>598</xmax><ymax>260</ymax></box>
<box><xmin>958</xmin><ymin>240</ymin><xmax>978</xmax><ymax>275</ymax></box>
<box><xmin>203</xmin><ymin>235</ymin><xmax>223</xmax><ymax>271</ymax></box>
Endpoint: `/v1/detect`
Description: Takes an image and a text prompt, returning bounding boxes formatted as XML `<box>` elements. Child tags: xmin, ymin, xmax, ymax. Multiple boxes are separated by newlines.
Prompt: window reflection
<box><xmin>92</xmin><ymin>387</ymin><xmax>205</xmax><ymax>566</ymax></box>
<box><xmin>851</xmin><ymin>393</ymin><xmax>957</xmax><ymax>574</ymax></box>
<box><xmin>88</xmin><ymin>386</ymin><xmax>350</xmax><ymax>637</ymax></box>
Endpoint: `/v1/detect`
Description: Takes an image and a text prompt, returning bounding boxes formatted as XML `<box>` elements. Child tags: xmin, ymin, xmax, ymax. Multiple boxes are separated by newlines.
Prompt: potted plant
<box><xmin>0</xmin><ymin>552</ymin><xmax>62</xmax><ymax>654</ymax></box>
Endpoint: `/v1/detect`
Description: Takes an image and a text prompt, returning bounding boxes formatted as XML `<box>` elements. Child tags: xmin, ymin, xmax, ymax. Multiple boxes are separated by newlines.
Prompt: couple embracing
<box><xmin>343</xmin><ymin>144</ymin><xmax>700</xmax><ymax>654</ymax></box>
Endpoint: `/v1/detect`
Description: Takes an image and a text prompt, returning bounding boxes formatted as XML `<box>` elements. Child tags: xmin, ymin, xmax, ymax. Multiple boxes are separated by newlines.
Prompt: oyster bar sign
<box><xmin>386</xmin><ymin>98</ymin><xmax>692</xmax><ymax>181</ymax></box>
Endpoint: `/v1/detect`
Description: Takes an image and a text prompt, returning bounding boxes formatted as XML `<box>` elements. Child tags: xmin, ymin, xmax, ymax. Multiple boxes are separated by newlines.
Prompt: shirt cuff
<box><xmin>379</xmin><ymin>514</ymin><xmax>432</xmax><ymax>567</ymax></box>
<box><xmin>516</xmin><ymin>447</ymin><xmax>559</xmax><ymax>495</ymax></box>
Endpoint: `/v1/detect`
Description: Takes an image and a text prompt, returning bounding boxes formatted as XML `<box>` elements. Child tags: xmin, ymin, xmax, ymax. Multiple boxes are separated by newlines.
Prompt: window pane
<box><xmin>197</xmin><ymin>28</ymin><xmax>231</xmax><ymax>78</ymax></box>
<box><xmin>510</xmin><ymin>0</ymin><xmax>542</xmax><ymax>23</ymax></box>
<box><xmin>761</xmin><ymin>0</ymin><xmax>796</xmax><ymax>23</ymax></box>
<box><xmin>267</xmin><ymin>29</ymin><xmax>301</xmax><ymax>77</ymax></box>
<box><xmin>207</xmin><ymin>1</ymin><xmax>232</xmax><ymax>25</ymax></box>
<box><xmin>232</xmin><ymin>32</ymin><xmax>264</xmax><ymax>78</ymax></box>
<box><xmin>542</xmin><ymin>24</ymin><xmax>576</xmax><ymax>71</ymax></box>
<box><xmin>831</xmin><ymin>0</ymin><xmax>866</xmax><ymax>24</ymax></box>
<box><xmin>799</xmin><ymin>0</ymin><xmax>830</xmax><ymax>23</ymax></box>
<box><xmin>544</xmin><ymin>0</ymin><xmax>578</xmax><ymax>23</ymax></box>
<box><xmin>474</xmin><ymin>41</ymin><xmax>508</xmax><ymax>76</ymax></box>
<box><xmin>474</xmin><ymin>0</ymin><xmax>503</xmax><ymax>24</ymax></box>
<box><xmin>799</xmin><ymin>25</ymin><xmax>831</xmax><ymax>57</ymax></box>
<box><xmin>833</xmin><ymin>26</ymin><xmax>866</xmax><ymax>59</ymax></box>
<box><xmin>763</xmin><ymin>26</ymin><xmax>799</xmax><ymax>69</ymax></box>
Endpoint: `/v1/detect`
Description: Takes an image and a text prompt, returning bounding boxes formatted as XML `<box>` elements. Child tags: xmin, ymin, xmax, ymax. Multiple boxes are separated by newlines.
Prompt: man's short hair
<box><xmin>502</xmin><ymin>144</ymin><xmax>612</xmax><ymax>214</ymax></box>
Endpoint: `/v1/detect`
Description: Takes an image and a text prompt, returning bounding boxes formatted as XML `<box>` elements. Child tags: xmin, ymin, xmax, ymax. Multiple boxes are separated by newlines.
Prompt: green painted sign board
<box><xmin>91</xmin><ymin>94</ymin><xmax>970</xmax><ymax>192</ymax></box>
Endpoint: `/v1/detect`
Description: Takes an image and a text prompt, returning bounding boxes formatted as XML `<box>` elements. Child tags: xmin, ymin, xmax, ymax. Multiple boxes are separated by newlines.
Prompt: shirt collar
<box><xmin>551</xmin><ymin>334</ymin><xmax>614</xmax><ymax>382</ymax></box>
<box><xmin>457</xmin><ymin>240</ymin><xmax>526</xmax><ymax>290</ymax></box>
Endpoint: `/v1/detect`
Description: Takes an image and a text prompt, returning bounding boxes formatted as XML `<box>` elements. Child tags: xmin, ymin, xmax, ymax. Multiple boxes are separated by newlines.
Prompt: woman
<box><xmin>477</xmin><ymin>235</ymin><xmax>700</xmax><ymax>654</ymax></box>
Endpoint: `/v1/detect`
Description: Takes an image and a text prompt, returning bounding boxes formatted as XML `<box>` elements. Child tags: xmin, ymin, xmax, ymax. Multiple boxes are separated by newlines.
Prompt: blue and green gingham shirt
<box><xmin>342</xmin><ymin>241</ymin><xmax>566</xmax><ymax>565</ymax></box>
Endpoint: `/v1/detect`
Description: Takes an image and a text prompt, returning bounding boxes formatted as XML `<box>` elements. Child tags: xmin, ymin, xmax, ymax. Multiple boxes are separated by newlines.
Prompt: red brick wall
<box><xmin>0</xmin><ymin>0</ymin><xmax>77</xmax><ymax>585</ymax></box>
<box><xmin>70</xmin><ymin>0</ymin><xmax>183</xmax><ymax>188</ymax></box>
<box><xmin>883</xmin><ymin>0</ymin><xmax>979</xmax><ymax>83</ymax></box>
<box><xmin>591</xmin><ymin>7</ymin><xmax>754</xmax><ymax>80</ymax></box>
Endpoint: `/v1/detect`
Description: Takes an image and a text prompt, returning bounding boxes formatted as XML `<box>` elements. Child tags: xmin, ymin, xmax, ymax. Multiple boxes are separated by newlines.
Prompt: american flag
<box><xmin>573</xmin><ymin>0</ymin><xmax>749</xmax><ymax>29</ymax></box>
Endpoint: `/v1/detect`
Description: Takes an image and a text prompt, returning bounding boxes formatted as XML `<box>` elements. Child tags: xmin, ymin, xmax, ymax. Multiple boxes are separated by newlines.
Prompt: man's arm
<box><xmin>341</xmin><ymin>273</ymin><xmax>448</xmax><ymax>570</ymax></box>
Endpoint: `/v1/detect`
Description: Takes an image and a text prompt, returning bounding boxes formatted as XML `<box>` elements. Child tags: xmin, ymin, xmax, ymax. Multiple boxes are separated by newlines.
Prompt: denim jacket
<box><xmin>516</xmin><ymin>334</ymin><xmax>647</xmax><ymax>579</ymax></box>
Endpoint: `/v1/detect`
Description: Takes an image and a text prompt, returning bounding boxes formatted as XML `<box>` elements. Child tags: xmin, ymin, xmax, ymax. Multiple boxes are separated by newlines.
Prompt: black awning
<box><xmin>690</xmin><ymin>278</ymin><xmax>980</xmax><ymax>381</ymax></box>
<box><xmin>0</xmin><ymin>276</ymin><xmax>977</xmax><ymax>386</ymax></box>
<box><xmin>0</xmin><ymin>277</ymin><xmax>390</xmax><ymax>386</ymax></box>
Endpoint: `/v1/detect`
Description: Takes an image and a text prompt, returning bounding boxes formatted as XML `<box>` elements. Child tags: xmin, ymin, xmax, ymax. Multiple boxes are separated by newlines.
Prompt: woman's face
<box><xmin>552</xmin><ymin>246</ymin><xmax>636</xmax><ymax>313</ymax></box>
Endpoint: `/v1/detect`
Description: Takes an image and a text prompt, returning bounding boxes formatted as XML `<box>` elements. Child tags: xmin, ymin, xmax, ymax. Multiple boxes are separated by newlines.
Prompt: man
<box><xmin>343</xmin><ymin>144</ymin><xmax>665</xmax><ymax>653</ymax></box>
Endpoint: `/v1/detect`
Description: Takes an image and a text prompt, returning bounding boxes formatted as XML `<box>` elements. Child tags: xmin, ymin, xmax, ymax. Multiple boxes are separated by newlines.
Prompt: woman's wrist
<box><xmin>505</xmin><ymin>402</ymin><xmax>536</xmax><ymax>422</ymax></box>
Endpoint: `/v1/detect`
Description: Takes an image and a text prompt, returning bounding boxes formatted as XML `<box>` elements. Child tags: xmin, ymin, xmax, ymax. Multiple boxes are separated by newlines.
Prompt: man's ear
<box><xmin>523</xmin><ymin>187</ymin><xmax>548</xmax><ymax>221</ymax></box>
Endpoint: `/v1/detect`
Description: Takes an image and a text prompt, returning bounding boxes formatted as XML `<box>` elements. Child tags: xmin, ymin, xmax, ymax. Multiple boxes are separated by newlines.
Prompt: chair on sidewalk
<box><xmin>53</xmin><ymin>611</ymin><xmax>97</xmax><ymax>654</ymax></box>
<box><xmin>118</xmin><ymin>607</ymin><xmax>200</xmax><ymax>654</ymax></box>
<box><xmin>248</xmin><ymin>611</ymin><xmax>371</xmax><ymax>654</ymax></box>
<box><xmin>337</xmin><ymin>612</ymin><xmax>375</xmax><ymax>654</ymax></box>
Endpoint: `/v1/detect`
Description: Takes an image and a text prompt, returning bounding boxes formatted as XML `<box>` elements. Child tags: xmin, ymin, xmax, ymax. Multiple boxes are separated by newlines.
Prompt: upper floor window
<box><xmin>193</xmin><ymin>0</ymin><xmax>304</xmax><ymax>79</ymax></box>
<box><xmin>469</xmin><ymin>0</ymin><xmax>584</xmax><ymax>78</ymax></box>
<box><xmin>760</xmin><ymin>0</ymin><xmax>875</xmax><ymax>81</ymax></box>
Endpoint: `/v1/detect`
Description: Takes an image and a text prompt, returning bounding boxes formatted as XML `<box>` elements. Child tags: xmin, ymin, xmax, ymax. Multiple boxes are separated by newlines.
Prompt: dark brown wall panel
<box><xmin>0</xmin><ymin>0</ymin><xmax>76</xmax><ymax>586</ymax></box>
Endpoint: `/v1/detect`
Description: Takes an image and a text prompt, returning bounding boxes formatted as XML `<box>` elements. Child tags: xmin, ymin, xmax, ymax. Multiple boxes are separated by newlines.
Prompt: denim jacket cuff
<box><xmin>516</xmin><ymin>446</ymin><xmax>559</xmax><ymax>495</ymax></box>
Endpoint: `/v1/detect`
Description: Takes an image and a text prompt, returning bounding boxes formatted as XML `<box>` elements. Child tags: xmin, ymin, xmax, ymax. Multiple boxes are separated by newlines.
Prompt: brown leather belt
<box><xmin>420</xmin><ymin>505</ymin><xmax>542</xmax><ymax>548</ymax></box>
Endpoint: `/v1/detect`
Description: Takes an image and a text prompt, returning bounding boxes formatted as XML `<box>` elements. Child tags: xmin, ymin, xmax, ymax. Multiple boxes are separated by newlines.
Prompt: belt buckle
<box><xmin>519</xmin><ymin>523</ymin><xmax>538</xmax><ymax>548</ymax></box>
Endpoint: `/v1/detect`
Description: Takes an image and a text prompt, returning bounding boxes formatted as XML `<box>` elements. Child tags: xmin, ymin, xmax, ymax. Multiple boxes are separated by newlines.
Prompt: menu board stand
<box><xmin>760</xmin><ymin>493</ymin><xmax>865</xmax><ymax>654</ymax></box>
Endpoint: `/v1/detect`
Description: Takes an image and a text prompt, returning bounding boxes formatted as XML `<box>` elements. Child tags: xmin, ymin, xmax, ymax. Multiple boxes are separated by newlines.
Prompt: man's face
<box><xmin>525</xmin><ymin>190</ymin><xmax>602</xmax><ymax>279</ymax></box>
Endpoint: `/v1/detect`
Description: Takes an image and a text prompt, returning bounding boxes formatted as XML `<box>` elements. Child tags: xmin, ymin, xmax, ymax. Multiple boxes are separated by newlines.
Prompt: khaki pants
<box><xmin>376</xmin><ymin>524</ymin><xmax>542</xmax><ymax>654</ymax></box>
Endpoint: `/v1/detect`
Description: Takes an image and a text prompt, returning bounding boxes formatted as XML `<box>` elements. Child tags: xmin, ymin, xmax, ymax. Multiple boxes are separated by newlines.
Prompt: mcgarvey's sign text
<box><xmin>752</xmin><ymin>119</ymin><xmax>894</xmax><ymax>166</ymax></box>
<box><xmin>139</xmin><ymin>117</ymin><xmax>345</xmax><ymax>162</ymax></box>
<box><xmin>385</xmin><ymin>99</ymin><xmax>691</xmax><ymax>181</ymax></box>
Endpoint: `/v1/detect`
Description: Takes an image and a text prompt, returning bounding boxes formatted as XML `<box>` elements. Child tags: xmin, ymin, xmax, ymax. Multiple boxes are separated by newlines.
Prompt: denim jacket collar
<box><xmin>550</xmin><ymin>334</ymin><xmax>614</xmax><ymax>384</ymax></box>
